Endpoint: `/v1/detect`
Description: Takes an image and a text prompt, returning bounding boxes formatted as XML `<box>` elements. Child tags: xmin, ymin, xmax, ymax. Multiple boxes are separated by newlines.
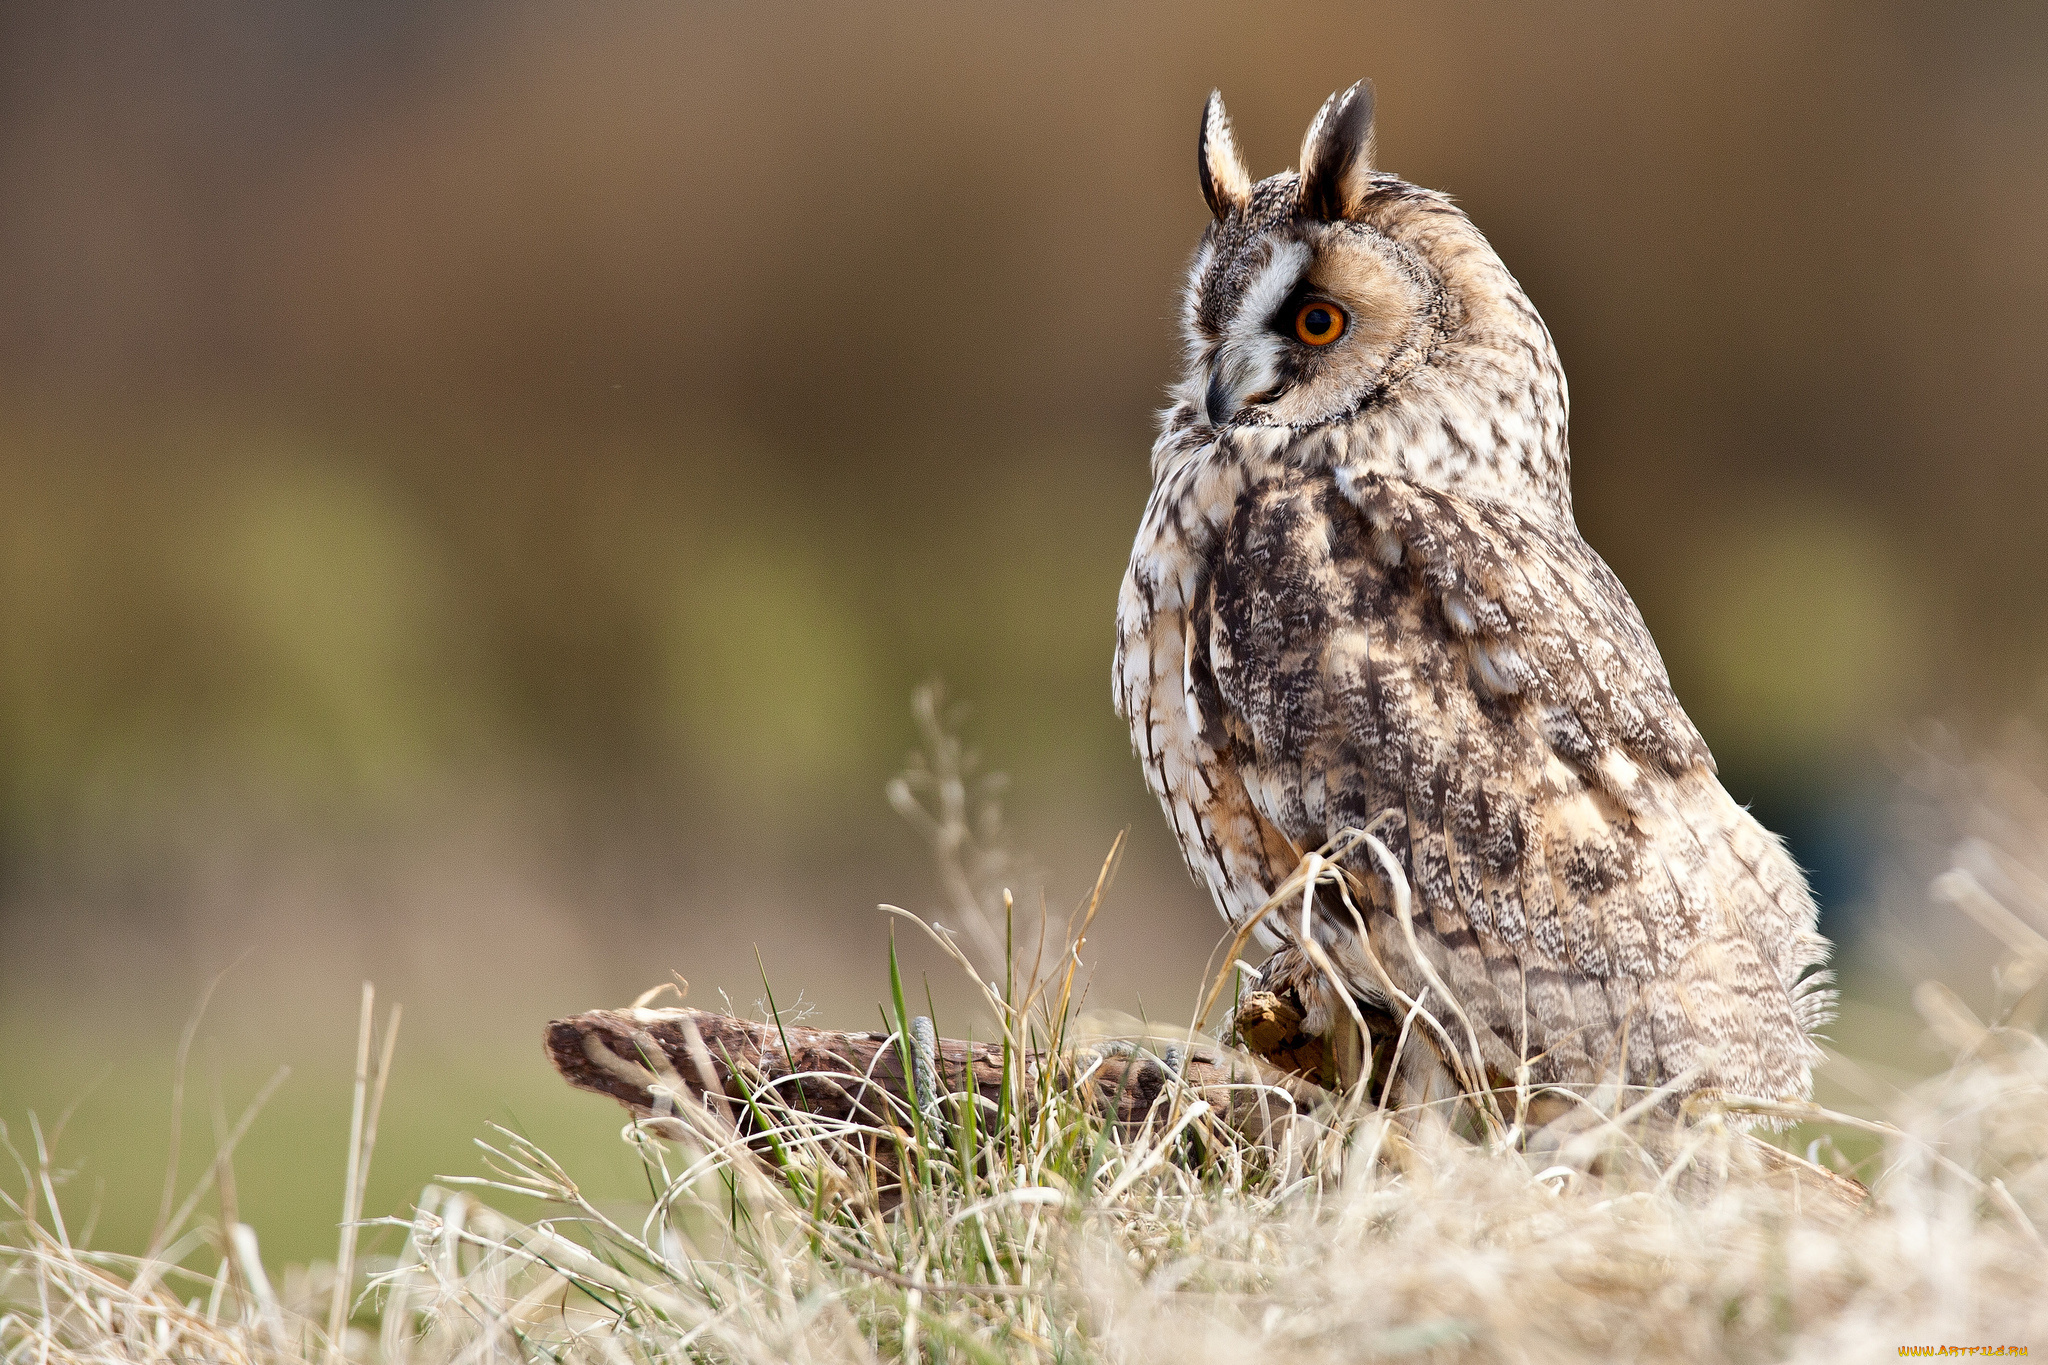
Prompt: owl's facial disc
<box><xmin>1199</xmin><ymin>224</ymin><xmax>1431</xmax><ymax>429</ymax></box>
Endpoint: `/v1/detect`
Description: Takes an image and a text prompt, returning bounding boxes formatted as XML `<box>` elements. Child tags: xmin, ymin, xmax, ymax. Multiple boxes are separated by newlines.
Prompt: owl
<box><xmin>1114</xmin><ymin>81</ymin><xmax>1832</xmax><ymax>1106</ymax></box>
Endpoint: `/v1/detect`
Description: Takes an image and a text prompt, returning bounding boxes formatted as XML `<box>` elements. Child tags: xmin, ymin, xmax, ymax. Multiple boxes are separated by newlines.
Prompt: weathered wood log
<box><xmin>544</xmin><ymin>1006</ymin><xmax>1328</xmax><ymax>1146</ymax></box>
<box><xmin>544</xmin><ymin>1002</ymin><xmax>1869</xmax><ymax>1221</ymax></box>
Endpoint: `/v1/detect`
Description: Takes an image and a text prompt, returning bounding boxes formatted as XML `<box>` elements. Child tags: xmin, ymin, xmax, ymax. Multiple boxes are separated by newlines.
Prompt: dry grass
<box><xmin>7</xmin><ymin>726</ymin><xmax>2048</xmax><ymax>1363</ymax></box>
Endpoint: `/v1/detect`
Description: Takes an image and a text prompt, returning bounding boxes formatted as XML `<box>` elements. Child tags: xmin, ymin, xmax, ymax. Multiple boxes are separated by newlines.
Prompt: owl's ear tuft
<box><xmin>1198</xmin><ymin>90</ymin><xmax>1252</xmax><ymax>220</ymax></box>
<box><xmin>1298</xmin><ymin>80</ymin><xmax>1376</xmax><ymax>220</ymax></box>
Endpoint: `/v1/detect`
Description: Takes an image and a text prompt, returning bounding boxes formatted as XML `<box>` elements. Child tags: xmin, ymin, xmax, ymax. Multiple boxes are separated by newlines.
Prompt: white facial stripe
<box><xmin>1229</xmin><ymin>240</ymin><xmax>1309</xmax><ymax>345</ymax></box>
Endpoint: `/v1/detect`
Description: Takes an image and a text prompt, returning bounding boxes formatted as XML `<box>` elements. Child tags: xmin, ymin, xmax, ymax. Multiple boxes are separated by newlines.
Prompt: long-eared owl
<box><xmin>1113</xmin><ymin>81</ymin><xmax>1831</xmax><ymax>1103</ymax></box>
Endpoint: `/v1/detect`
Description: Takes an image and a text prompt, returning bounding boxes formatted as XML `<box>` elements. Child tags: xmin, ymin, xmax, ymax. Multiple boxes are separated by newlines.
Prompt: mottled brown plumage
<box><xmin>1116</xmin><ymin>82</ymin><xmax>1830</xmax><ymax>1103</ymax></box>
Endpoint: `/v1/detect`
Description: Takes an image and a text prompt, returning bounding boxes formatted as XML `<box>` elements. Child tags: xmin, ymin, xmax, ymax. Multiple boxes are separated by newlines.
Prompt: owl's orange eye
<box><xmin>1293</xmin><ymin>301</ymin><xmax>1346</xmax><ymax>346</ymax></box>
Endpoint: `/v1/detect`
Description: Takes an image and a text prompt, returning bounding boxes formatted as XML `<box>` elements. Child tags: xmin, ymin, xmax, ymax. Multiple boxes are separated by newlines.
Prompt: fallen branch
<box><xmin>544</xmin><ymin>1002</ymin><xmax>1869</xmax><ymax>1221</ymax></box>
<box><xmin>544</xmin><ymin>1006</ymin><xmax>1327</xmax><ymax>1146</ymax></box>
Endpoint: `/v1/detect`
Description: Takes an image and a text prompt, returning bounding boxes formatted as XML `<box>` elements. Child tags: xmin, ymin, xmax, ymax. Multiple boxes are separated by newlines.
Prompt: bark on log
<box><xmin>544</xmin><ymin>1006</ymin><xmax>1327</xmax><ymax>1146</ymax></box>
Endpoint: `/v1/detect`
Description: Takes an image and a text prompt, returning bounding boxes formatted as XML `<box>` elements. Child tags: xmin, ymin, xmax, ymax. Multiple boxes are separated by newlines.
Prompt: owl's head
<box><xmin>1170</xmin><ymin>82</ymin><xmax>1570</xmax><ymax>516</ymax></box>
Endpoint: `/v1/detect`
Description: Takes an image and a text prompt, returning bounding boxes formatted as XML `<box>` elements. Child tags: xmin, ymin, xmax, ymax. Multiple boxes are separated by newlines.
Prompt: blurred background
<box><xmin>2</xmin><ymin>0</ymin><xmax>2045</xmax><ymax>1267</ymax></box>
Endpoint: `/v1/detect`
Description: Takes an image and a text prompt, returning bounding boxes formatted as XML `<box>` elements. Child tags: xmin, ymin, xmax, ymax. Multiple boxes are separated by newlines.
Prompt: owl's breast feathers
<box><xmin>1115</xmin><ymin>460</ymin><xmax>1829</xmax><ymax>1100</ymax></box>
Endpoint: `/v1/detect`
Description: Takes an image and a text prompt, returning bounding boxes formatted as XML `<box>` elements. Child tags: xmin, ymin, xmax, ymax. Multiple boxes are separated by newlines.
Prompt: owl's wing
<box><xmin>1196</xmin><ymin>468</ymin><xmax>1822</xmax><ymax>1096</ymax></box>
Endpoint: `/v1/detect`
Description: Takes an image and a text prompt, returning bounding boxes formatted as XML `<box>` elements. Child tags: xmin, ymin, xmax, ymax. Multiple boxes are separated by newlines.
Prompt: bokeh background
<box><xmin>3</xmin><ymin>0</ymin><xmax>2045</xmax><ymax>1266</ymax></box>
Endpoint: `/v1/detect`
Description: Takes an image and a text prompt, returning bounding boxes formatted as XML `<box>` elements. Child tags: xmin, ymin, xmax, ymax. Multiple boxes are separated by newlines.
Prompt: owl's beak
<box><xmin>1204</xmin><ymin>369</ymin><xmax>1236</xmax><ymax>427</ymax></box>
<box><xmin>1203</xmin><ymin>341</ymin><xmax>1281</xmax><ymax>427</ymax></box>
